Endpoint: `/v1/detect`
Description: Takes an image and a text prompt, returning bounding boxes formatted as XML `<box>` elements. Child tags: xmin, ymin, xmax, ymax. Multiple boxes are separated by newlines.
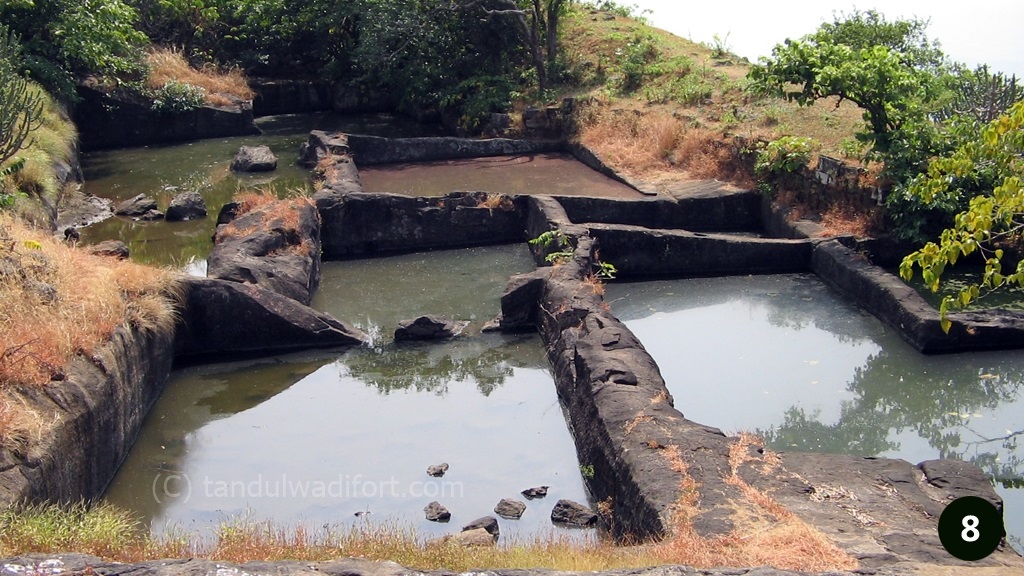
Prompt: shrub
<box><xmin>755</xmin><ymin>136</ymin><xmax>815</xmax><ymax>176</ymax></box>
<box><xmin>150</xmin><ymin>80</ymin><xmax>206</xmax><ymax>114</ymax></box>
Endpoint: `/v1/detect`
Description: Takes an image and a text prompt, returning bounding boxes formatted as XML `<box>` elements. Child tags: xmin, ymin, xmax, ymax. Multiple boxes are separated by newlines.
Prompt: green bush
<box><xmin>616</xmin><ymin>32</ymin><xmax>659</xmax><ymax>92</ymax></box>
<box><xmin>150</xmin><ymin>80</ymin><xmax>206</xmax><ymax>114</ymax></box>
<box><xmin>755</xmin><ymin>136</ymin><xmax>815</xmax><ymax>176</ymax></box>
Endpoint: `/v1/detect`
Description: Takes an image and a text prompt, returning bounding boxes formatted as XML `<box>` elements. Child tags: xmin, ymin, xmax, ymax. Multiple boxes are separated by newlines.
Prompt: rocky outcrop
<box><xmin>165</xmin><ymin>191</ymin><xmax>207</xmax><ymax>222</ymax></box>
<box><xmin>521</xmin><ymin>486</ymin><xmax>548</xmax><ymax>499</ymax></box>
<box><xmin>173</xmin><ymin>278</ymin><xmax>368</xmax><ymax>361</ymax></box>
<box><xmin>207</xmin><ymin>198</ymin><xmax>321</xmax><ymax>305</ymax></box>
<box><xmin>231</xmin><ymin>145</ymin><xmax>278</xmax><ymax>172</ymax></box>
<box><xmin>74</xmin><ymin>83</ymin><xmax>260</xmax><ymax>151</ymax></box>
<box><xmin>426</xmin><ymin>463</ymin><xmax>449</xmax><ymax>477</ymax></box>
<box><xmin>462</xmin><ymin>516</ymin><xmax>500</xmax><ymax>541</ymax></box>
<box><xmin>345</xmin><ymin>134</ymin><xmax>564</xmax><ymax>166</ymax></box>
<box><xmin>395</xmin><ymin>316</ymin><xmax>468</xmax><ymax>342</ymax></box>
<box><xmin>0</xmin><ymin>326</ymin><xmax>175</xmax><ymax>505</ymax></box>
<box><xmin>88</xmin><ymin>240</ymin><xmax>130</xmax><ymax>259</ymax></box>
<box><xmin>493</xmin><ymin>269</ymin><xmax>550</xmax><ymax>332</ymax></box>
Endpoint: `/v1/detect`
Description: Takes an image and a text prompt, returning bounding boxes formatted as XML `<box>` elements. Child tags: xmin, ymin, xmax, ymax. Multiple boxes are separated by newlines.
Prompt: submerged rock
<box><xmin>426</xmin><ymin>463</ymin><xmax>449</xmax><ymax>477</ymax></box>
<box><xmin>231</xmin><ymin>145</ymin><xmax>278</xmax><ymax>172</ymax></box>
<box><xmin>394</xmin><ymin>315</ymin><xmax>468</xmax><ymax>342</ymax></box>
<box><xmin>550</xmin><ymin>499</ymin><xmax>597</xmax><ymax>526</ymax></box>
<box><xmin>423</xmin><ymin>501</ymin><xmax>451</xmax><ymax>522</ymax></box>
<box><xmin>493</xmin><ymin>498</ymin><xmax>526</xmax><ymax>520</ymax></box>
<box><xmin>521</xmin><ymin>486</ymin><xmax>549</xmax><ymax>500</ymax></box>
<box><xmin>115</xmin><ymin>194</ymin><xmax>158</xmax><ymax>217</ymax></box>
<box><xmin>165</xmin><ymin>191</ymin><xmax>208</xmax><ymax>222</ymax></box>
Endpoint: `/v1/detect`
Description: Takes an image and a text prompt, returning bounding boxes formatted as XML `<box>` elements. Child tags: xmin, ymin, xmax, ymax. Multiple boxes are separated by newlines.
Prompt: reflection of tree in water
<box><xmin>760</xmin><ymin>348</ymin><xmax>1024</xmax><ymax>485</ymax></box>
<box><xmin>337</xmin><ymin>335</ymin><xmax>548</xmax><ymax>396</ymax></box>
<box><xmin>610</xmin><ymin>274</ymin><xmax>879</xmax><ymax>344</ymax></box>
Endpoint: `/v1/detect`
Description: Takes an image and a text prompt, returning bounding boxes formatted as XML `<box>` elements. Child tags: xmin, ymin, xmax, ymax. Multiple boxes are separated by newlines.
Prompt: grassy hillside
<box><xmin>556</xmin><ymin>5</ymin><xmax>867</xmax><ymax>184</ymax></box>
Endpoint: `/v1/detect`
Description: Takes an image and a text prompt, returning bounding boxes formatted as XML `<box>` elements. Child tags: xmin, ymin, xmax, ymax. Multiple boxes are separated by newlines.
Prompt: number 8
<box><xmin>962</xmin><ymin>515</ymin><xmax>980</xmax><ymax>543</ymax></box>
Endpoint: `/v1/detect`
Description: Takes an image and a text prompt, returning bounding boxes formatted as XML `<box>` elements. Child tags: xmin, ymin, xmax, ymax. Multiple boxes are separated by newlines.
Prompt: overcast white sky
<box><xmin>629</xmin><ymin>0</ymin><xmax>1024</xmax><ymax>78</ymax></box>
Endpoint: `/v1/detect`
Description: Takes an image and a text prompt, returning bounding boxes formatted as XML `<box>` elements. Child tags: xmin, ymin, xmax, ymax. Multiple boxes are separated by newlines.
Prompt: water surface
<box><xmin>79</xmin><ymin>113</ymin><xmax>443</xmax><ymax>266</ymax></box>
<box><xmin>104</xmin><ymin>245</ymin><xmax>594</xmax><ymax>541</ymax></box>
<box><xmin>359</xmin><ymin>153</ymin><xmax>643</xmax><ymax>198</ymax></box>
<box><xmin>605</xmin><ymin>274</ymin><xmax>1024</xmax><ymax>552</ymax></box>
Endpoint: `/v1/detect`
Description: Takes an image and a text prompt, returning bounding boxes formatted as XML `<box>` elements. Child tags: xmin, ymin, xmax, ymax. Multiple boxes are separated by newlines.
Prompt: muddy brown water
<box><xmin>78</xmin><ymin>116</ymin><xmax>638</xmax><ymax>268</ymax></box>
<box><xmin>104</xmin><ymin>245</ymin><xmax>596</xmax><ymax>541</ymax></box>
<box><xmin>605</xmin><ymin>274</ymin><xmax>1024</xmax><ymax>553</ymax></box>
<box><xmin>359</xmin><ymin>153</ymin><xmax>643</xmax><ymax>198</ymax></box>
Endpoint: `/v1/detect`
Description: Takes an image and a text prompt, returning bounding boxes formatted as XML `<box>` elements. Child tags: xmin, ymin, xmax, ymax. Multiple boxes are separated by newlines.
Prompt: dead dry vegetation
<box><xmin>217</xmin><ymin>191</ymin><xmax>316</xmax><ymax>256</ymax></box>
<box><xmin>146</xmin><ymin>48</ymin><xmax>254</xmax><ymax>106</ymax></box>
<box><xmin>0</xmin><ymin>215</ymin><xmax>181</xmax><ymax>448</ymax></box>
<box><xmin>649</xmin><ymin>438</ymin><xmax>856</xmax><ymax>572</ymax></box>
<box><xmin>562</xmin><ymin>7</ymin><xmax>872</xmax><ymax>234</ymax></box>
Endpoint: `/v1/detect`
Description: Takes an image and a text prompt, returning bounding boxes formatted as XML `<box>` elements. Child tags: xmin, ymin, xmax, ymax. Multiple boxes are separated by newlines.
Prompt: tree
<box><xmin>0</xmin><ymin>24</ymin><xmax>44</xmax><ymax>196</ymax></box>
<box><xmin>454</xmin><ymin>0</ymin><xmax>569</xmax><ymax>94</ymax></box>
<box><xmin>0</xmin><ymin>0</ymin><xmax>146</xmax><ymax>99</ymax></box>
<box><xmin>899</xmin><ymin>100</ymin><xmax>1024</xmax><ymax>331</ymax></box>
<box><xmin>748</xmin><ymin>10</ymin><xmax>945</xmax><ymax>171</ymax></box>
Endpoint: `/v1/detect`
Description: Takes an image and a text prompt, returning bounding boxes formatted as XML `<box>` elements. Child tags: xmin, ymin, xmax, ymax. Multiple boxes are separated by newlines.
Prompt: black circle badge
<box><xmin>938</xmin><ymin>496</ymin><xmax>1003</xmax><ymax>561</ymax></box>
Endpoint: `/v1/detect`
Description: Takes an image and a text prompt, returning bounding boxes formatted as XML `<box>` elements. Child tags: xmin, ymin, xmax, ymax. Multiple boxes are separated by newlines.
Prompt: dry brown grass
<box><xmin>217</xmin><ymin>191</ymin><xmax>316</xmax><ymax>257</ymax></box>
<box><xmin>648</xmin><ymin>440</ymin><xmax>857</xmax><ymax>572</ymax></box>
<box><xmin>478</xmin><ymin>193</ymin><xmax>516</xmax><ymax>211</ymax></box>
<box><xmin>0</xmin><ymin>216</ymin><xmax>181</xmax><ymax>446</ymax></box>
<box><xmin>578</xmin><ymin>107</ymin><xmax>754</xmax><ymax>188</ymax></box>
<box><xmin>819</xmin><ymin>201</ymin><xmax>879</xmax><ymax>238</ymax></box>
<box><xmin>0</xmin><ymin>216</ymin><xmax>181</xmax><ymax>389</ymax></box>
<box><xmin>146</xmin><ymin>47</ymin><xmax>254</xmax><ymax>106</ymax></box>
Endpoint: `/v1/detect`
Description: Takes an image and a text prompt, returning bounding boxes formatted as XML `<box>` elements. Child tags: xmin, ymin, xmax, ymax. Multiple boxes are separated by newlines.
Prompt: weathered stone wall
<box><xmin>813</xmin><ymin>240</ymin><xmax>1024</xmax><ymax>353</ymax></box>
<box><xmin>251</xmin><ymin>79</ymin><xmax>334</xmax><ymax>116</ymax></box>
<box><xmin>587</xmin><ymin>224</ymin><xmax>813</xmax><ymax>278</ymax></box>
<box><xmin>554</xmin><ymin>191</ymin><xmax>761</xmax><ymax>232</ymax></box>
<box><xmin>0</xmin><ymin>326</ymin><xmax>174</xmax><ymax>504</ymax></box>
<box><xmin>74</xmin><ymin>85</ymin><xmax>260</xmax><ymax>151</ymax></box>
<box><xmin>345</xmin><ymin>134</ymin><xmax>564</xmax><ymax>166</ymax></box>
<box><xmin>318</xmin><ymin>191</ymin><xmax>528</xmax><ymax>258</ymax></box>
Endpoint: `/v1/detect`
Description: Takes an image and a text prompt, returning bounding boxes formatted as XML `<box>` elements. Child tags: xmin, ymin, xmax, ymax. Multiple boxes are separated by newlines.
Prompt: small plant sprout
<box><xmin>529</xmin><ymin>230</ymin><xmax>575</xmax><ymax>264</ymax></box>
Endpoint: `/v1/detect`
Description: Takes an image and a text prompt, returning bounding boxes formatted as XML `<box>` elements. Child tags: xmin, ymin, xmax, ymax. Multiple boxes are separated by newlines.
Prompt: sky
<box><xmin>628</xmin><ymin>0</ymin><xmax>1024</xmax><ymax>78</ymax></box>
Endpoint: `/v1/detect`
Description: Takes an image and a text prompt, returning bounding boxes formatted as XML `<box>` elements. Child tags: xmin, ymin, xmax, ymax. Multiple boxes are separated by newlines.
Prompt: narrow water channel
<box><xmin>604</xmin><ymin>274</ymin><xmax>1024</xmax><ymax>553</ymax></box>
<box><xmin>104</xmin><ymin>245</ymin><xmax>594</xmax><ymax>541</ymax></box>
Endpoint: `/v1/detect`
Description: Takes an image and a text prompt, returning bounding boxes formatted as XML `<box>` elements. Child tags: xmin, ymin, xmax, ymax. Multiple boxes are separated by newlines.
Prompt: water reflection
<box><xmin>605</xmin><ymin>273</ymin><xmax>1024</xmax><ymax>552</ymax></box>
<box><xmin>343</xmin><ymin>335</ymin><xmax>546</xmax><ymax>396</ymax></box>
<box><xmin>104</xmin><ymin>244</ymin><xmax>590</xmax><ymax>540</ymax></box>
